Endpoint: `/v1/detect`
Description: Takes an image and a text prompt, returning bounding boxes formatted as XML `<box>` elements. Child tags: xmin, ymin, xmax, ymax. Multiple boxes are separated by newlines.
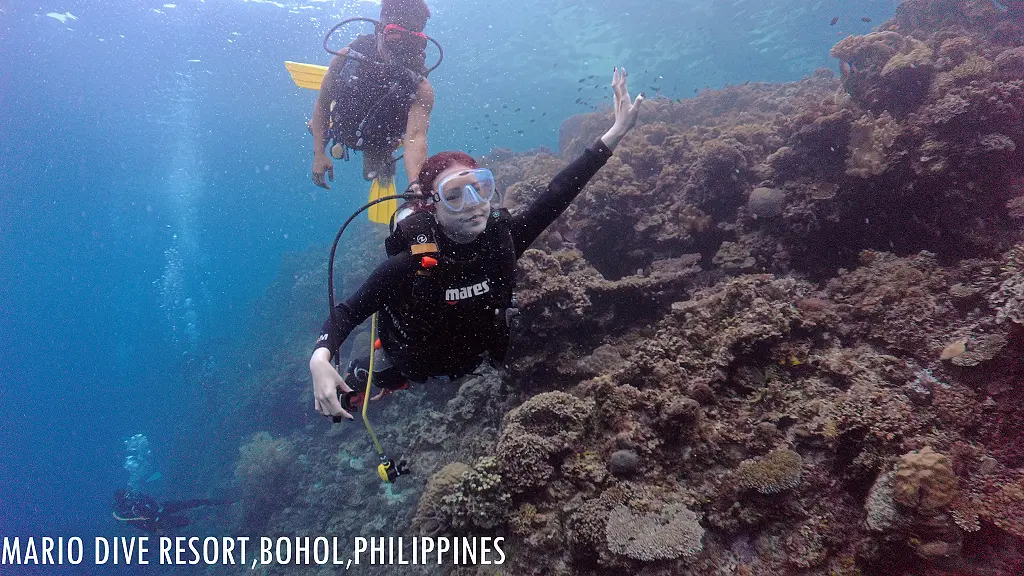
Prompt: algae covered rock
<box><xmin>747</xmin><ymin>187</ymin><xmax>786</xmax><ymax>219</ymax></box>
<box><xmin>607</xmin><ymin>450</ymin><xmax>640</xmax><ymax>477</ymax></box>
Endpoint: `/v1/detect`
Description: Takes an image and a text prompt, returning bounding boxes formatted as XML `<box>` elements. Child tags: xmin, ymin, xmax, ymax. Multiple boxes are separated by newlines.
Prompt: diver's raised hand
<box><xmin>310</xmin><ymin>349</ymin><xmax>353</xmax><ymax>421</ymax></box>
<box><xmin>312</xmin><ymin>153</ymin><xmax>334</xmax><ymax>190</ymax></box>
<box><xmin>601</xmin><ymin>67</ymin><xmax>644</xmax><ymax>150</ymax></box>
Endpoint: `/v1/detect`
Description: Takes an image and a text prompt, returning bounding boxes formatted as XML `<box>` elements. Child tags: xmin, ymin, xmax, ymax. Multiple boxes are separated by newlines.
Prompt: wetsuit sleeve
<box><xmin>510</xmin><ymin>138</ymin><xmax>614</xmax><ymax>256</ymax></box>
<box><xmin>314</xmin><ymin>252</ymin><xmax>419</xmax><ymax>362</ymax></box>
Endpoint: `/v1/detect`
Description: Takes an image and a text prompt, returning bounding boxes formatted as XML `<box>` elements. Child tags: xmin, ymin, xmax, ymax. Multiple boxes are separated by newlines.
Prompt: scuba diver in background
<box><xmin>307</xmin><ymin>0</ymin><xmax>436</xmax><ymax>219</ymax></box>
<box><xmin>310</xmin><ymin>67</ymin><xmax>644</xmax><ymax>421</ymax></box>
<box><xmin>111</xmin><ymin>489</ymin><xmax>228</xmax><ymax>536</ymax></box>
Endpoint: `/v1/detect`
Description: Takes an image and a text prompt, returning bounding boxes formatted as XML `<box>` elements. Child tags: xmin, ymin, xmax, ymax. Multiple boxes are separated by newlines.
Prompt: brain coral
<box><xmin>893</xmin><ymin>446</ymin><xmax>959</xmax><ymax>514</ymax></box>
<box><xmin>605</xmin><ymin>503</ymin><xmax>705</xmax><ymax>561</ymax></box>
<box><xmin>737</xmin><ymin>448</ymin><xmax>804</xmax><ymax>494</ymax></box>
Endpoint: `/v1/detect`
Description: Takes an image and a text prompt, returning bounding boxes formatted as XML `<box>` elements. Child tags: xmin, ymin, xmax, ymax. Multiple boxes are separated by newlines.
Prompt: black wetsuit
<box><xmin>315</xmin><ymin>138</ymin><xmax>614</xmax><ymax>385</ymax></box>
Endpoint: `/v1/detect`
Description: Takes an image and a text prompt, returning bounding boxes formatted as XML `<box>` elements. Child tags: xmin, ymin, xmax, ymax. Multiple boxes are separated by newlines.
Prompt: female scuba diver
<box><xmin>310</xmin><ymin>67</ymin><xmax>644</xmax><ymax>422</ymax></box>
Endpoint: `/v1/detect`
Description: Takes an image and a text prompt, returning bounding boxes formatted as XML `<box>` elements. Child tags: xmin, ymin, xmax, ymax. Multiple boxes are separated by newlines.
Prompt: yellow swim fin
<box><xmin>367</xmin><ymin>178</ymin><xmax>398</xmax><ymax>224</ymax></box>
<box><xmin>284</xmin><ymin>61</ymin><xmax>328</xmax><ymax>90</ymax></box>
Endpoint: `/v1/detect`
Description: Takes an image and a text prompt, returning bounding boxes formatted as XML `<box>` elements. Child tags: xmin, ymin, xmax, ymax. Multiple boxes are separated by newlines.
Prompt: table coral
<box><xmin>604</xmin><ymin>503</ymin><xmax>705</xmax><ymax>561</ymax></box>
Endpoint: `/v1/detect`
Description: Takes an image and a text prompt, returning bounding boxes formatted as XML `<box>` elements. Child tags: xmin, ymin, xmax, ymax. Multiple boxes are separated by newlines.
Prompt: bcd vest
<box><xmin>328</xmin><ymin>34</ymin><xmax>423</xmax><ymax>153</ymax></box>
<box><xmin>380</xmin><ymin>208</ymin><xmax>519</xmax><ymax>380</ymax></box>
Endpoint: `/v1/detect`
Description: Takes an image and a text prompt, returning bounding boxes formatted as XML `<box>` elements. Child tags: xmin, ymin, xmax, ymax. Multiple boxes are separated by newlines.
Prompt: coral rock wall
<box><xmin>227</xmin><ymin>1</ymin><xmax>1024</xmax><ymax>575</ymax></box>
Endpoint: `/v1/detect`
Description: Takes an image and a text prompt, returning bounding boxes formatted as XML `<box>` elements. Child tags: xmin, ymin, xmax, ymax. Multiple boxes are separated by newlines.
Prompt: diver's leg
<box><xmin>159</xmin><ymin>499</ymin><xmax>225</xmax><ymax>514</ymax></box>
<box><xmin>158</xmin><ymin>515</ymin><xmax>191</xmax><ymax>531</ymax></box>
<box><xmin>362</xmin><ymin>147</ymin><xmax>394</xmax><ymax>185</ymax></box>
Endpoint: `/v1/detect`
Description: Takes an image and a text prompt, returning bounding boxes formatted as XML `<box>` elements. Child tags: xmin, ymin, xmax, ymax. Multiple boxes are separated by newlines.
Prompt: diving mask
<box><xmin>381</xmin><ymin>23</ymin><xmax>429</xmax><ymax>53</ymax></box>
<box><xmin>434</xmin><ymin>168</ymin><xmax>499</xmax><ymax>212</ymax></box>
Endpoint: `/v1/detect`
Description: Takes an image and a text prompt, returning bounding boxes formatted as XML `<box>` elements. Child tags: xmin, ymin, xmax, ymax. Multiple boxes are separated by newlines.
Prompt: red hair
<box><xmin>416</xmin><ymin>151</ymin><xmax>478</xmax><ymax>192</ymax></box>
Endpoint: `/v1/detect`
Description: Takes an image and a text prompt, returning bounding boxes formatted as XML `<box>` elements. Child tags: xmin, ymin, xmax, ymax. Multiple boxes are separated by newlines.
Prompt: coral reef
<box><xmin>233</xmin><ymin>432</ymin><xmax>301</xmax><ymax>530</ymax></box>
<box><xmin>213</xmin><ymin>2</ymin><xmax>1024</xmax><ymax>575</ymax></box>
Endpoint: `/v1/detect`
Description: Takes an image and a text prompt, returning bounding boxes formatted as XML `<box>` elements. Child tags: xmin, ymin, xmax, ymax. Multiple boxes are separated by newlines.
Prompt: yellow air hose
<box><xmin>362</xmin><ymin>313</ymin><xmax>384</xmax><ymax>456</ymax></box>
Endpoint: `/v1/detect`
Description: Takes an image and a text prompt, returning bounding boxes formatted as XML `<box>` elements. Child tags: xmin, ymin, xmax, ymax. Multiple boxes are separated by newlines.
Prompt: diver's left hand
<box><xmin>601</xmin><ymin>67</ymin><xmax>644</xmax><ymax>150</ymax></box>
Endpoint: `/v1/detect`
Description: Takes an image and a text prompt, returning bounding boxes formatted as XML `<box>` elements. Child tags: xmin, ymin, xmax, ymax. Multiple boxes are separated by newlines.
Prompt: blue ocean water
<box><xmin>0</xmin><ymin>0</ymin><xmax>896</xmax><ymax>572</ymax></box>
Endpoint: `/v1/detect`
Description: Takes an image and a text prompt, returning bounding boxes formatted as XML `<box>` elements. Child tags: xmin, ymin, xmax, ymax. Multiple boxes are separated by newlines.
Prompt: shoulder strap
<box><xmin>491</xmin><ymin>208</ymin><xmax>517</xmax><ymax>301</ymax></box>
<box><xmin>385</xmin><ymin>211</ymin><xmax>439</xmax><ymax>258</ymax></box>
<box><xmin>349</xmin><ymin>34</ymin><xmax>378</xmax><ymax>58</ymax></box>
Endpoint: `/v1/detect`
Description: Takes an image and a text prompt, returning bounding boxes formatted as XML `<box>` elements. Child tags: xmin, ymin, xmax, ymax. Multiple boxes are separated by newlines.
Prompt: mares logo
<box><xmin>445</xmin><ymin>280</ymin><xmax>490</xmax><ymax>303</ymax></box>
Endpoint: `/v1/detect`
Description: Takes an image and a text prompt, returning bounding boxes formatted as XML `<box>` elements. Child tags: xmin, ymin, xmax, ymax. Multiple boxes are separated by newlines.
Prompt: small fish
<box><xmin>529</xmin><ymin>119</ymin><xmax>535</xmax><ymax>122</ymax></box>
<box><xmin>578</xmin><ymin>78</ymin><xmax>586</xmax><ymax>83</ymax></box>
<box><xmin>514</xmin><ymin>108</ymin><xmax>520</xmax><ymax>112</ymax></box>
<box><xmin>46</xmin><ymin>11</ymin><xmax>77</xmax><ymax>22</ymax></box>
<box><xmin>542</xmin><ymin>112</ymin><xmax>547</xmax><ymax>116</ymax></box>
<box><xmin>553</xmin><ymin>63</ymin><xmax>558</xmax><ymax>68</ymax></box>
<box><xmin>830</xmin><ymin>16</ymin><xmax>839</xmax><ymax>25</ymax></box>
<box><xmin>861</xmin><ymin>17</ymin><xmax>872</xmax><ymax>22</ymax></box>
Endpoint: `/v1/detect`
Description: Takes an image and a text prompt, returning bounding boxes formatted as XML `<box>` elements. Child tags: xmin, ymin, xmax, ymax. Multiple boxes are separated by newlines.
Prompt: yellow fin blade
<box><xmin>367</xmin><ymin>179</ymin><xmax>397</xmax><ymax>224</ymax></box>
<box><xmin>284</xmin><ymin>61</ymin><xmax>328</xmax><ymax>90</ymax></box>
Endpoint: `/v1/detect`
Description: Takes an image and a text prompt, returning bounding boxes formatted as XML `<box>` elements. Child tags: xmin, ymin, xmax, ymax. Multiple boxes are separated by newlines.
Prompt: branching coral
<box><xmin>831</xmin><ymin>32</ymin><xmax>934</xmax><ymax>113</ymax></box>
<box><xmin>826</xmin><ymin>251</ymin><xmax>954</xmax><ymax>357</ymax></box>
<box><xmin>411</xmin><ymin>461</ymin><xmax>471</xmax><ymax>536</ymax></box>
<box><xmin>438</xmin><ymin>456</ymin><xmax>511</xmax><ymax>532</ymax></box>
